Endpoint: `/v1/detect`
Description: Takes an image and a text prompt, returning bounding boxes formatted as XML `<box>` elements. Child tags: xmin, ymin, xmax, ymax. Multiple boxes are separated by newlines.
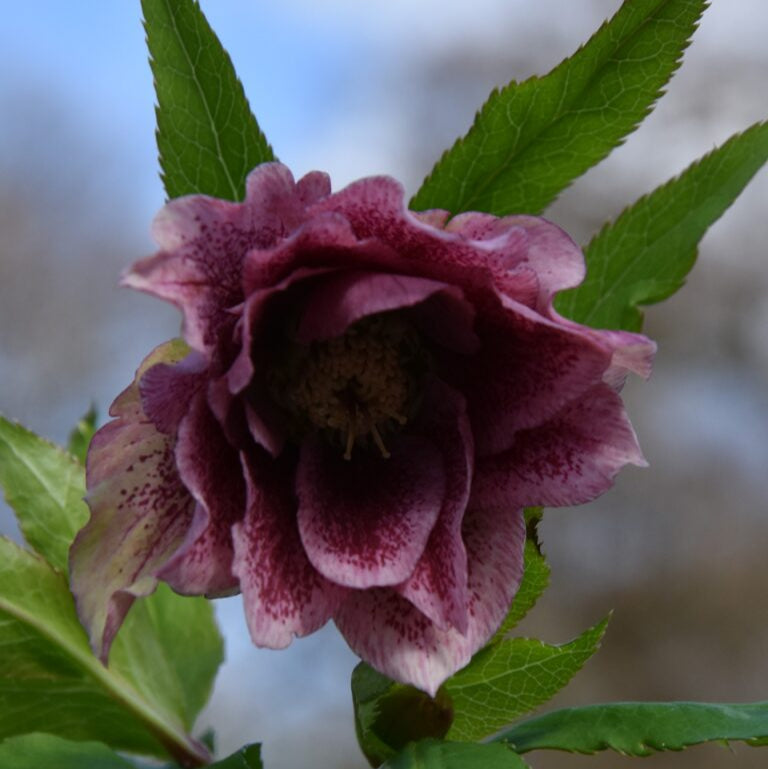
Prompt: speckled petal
<box><xmin>473</xmin><ymin>382</ymin><xmax>647</xmax><ymax>510</ymax></box>
<box><xmin>125</xmin><ymin>164</ymin><xmax>310</xmax><ymax>353</ymax></box>
<box><xmin>155</xmin><ymin>393</ymin><xmax>245</xmax><ymax>596</ymax></box>
<box><xmin>139</xmin><ymin>350</ymin><xmax>207</xmax><ymax>434</ymax></box>
<box><xmin>232</xmin><ymin>452</ymin><xmax>347</xmax><ymax>648</ymax></box>
<box><xmin>296</xmin><ymin>437</ymin><xmax>445</xmax><ymax>589</ymax></box>
<box><xmin>447</xmin><ymin>213</ymin><xmax>585</xmax><ymax>310</ymax></box>
<box><xmin>70</xmin><ymin>342</ymin><xmax>196</xmax><ymax>661</ymax></box>
<box><xmin>335</xmin><ymin>505</ymin><xmax>525</xmax><ymax>696</ymax></box>
<box><xmin>396</xmin><ymin>381</ymin><xmax>473</xmax><ymax>633</ymax></box>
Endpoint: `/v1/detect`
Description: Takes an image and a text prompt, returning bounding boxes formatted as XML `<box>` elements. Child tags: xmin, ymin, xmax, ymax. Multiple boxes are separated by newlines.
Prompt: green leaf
<box><xmin>556</xmin><ymin>121</ymin><xmax>768</xmax><ymax>331</ymax></box>
<box><xmin>67</xmin><ymin>404</ymin><xmax>98</xmax><ymax>466</ymax></box>
<box><xmin>491</xmin><ymin>541</ymin><xmax>550</xmax><ymax>644</ymax></box>
<box><xmin>0</xmin><ymin>416</ymin><xmax>89</xmax><ymax>573</ymax></box>
<box><xmin>445</xmin><ymin>617</ymin><xmax>609</xmax><ymax>742</ymax></box>
<box><xmin>0</xmin><ymin>537</ymin><xmax>210</xmax><ymax>766</ymax></box>
<box><xmin>411</xmin><ymin>0</ymin><xmax>708</xmax><ymax>216</ymax></box>
<box><xmin>352</xmin><ymin>663</ymin><xmax>453</xmax><ymax>767</ymax></box>
<box><xmin>207</xmin><ymin>744</ymin><xmax>264</xmax><ymax>769</ymax></box>
<box><xmin>142</xmin><ymin>0</ymin><xmax>275</xmax><ymax>201</ymax></box>
<box><xmin>382</xmin><ymin>739</ymin><xmax>530</xmax><ymax>769</ymax></box>
<box><xmin>110</xmin><ymin>583</ymin><xmax>224</xmax><ymax>732</ymax></box>
<box><xmin>0</xmin><ymin>734</ymin><xmax>136</xmax><ymax>769</ymax></box>
<box><xmin>495</xmin><ymin>701</ymin><xmax>768</xmax><ymax>756</ymax></box>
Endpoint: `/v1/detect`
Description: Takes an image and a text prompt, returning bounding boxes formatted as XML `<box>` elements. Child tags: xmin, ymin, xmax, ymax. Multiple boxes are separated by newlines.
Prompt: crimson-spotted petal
<box><xmin>232</xmin><ymin>452</ymin><xmax>347</xmax><ymax>648</ymax></box>
<box><xmin>296</xmin><ymin>437</ymin><xmax>445</xmax><ymax>589</ymax></box>
<box><xmin>70</xmin><ymin>341</ymin><xmax>195</xmax><ymax>661</ymax></box>
<box><xmin>335</xmin><ymin>505</ymin><xmax>525</xmax><ymax>696</ymax></box>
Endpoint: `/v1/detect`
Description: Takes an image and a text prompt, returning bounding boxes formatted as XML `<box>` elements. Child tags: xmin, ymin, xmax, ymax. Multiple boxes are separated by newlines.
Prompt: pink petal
<box><xmin>70</xmin><ymin>344</ymin><xmax>197</xmax><ymax>661</ymax></box>
<box><xmin>296</xmin><ymin>437</ymin><xmax>445</xmax><ymax>588</ymax></box>
<box><xmin>294</xmin><ymin>270</ymin><xmax>470</xmax><ymax>344</ymax></box>
<box><xmin>232</xmin><ymin>452</ymin><xmax>347</xmax><ymax>648</ymax></box>
<box><xmin>468</xmin><ymin>300</ymin><xmax>613</xmax><ymax>456</ymax></box>
<box><xmin>448</xmin><ymin>213</ymin><xmax>585</xmax><ymax>310</ymax></box>
<box><xmin>396</xmin><ymin>381</ymin><xmax>473</xmax><ymax>633</ymax></box>
<box><xmin>155</xmin><ymin>394</ymin><xmax>245</xmax><ymax>596</ymax></box>
<box><xmin>125</xmin><ymin>164</ymin><xmax>309</xmax><ymax>353</ymax></box>
<box><xmin>335</xmin><ymin>505</ymin><xmax>525</xmax><ymax>696</ymax></box>
<box><xmin>138</xmin><ymin>350</ymin><xmax>207</xmax><ymax>434</ymax></box>
<box><xmin>296</xmin><ymin>170</ymin><xmax>332</xmax><ymax>205</ymax></box>
<box><xmin>473</xmin><ymin>382</ymin><xmax>647</xmax><ymax>510</ymax></box>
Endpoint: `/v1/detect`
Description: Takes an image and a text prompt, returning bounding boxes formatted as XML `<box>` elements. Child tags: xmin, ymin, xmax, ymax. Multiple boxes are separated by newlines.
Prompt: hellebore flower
<box><xmin>70</xmin><ymin>163</ymin><xmax>654</xmax><ymax>695</ymax></box>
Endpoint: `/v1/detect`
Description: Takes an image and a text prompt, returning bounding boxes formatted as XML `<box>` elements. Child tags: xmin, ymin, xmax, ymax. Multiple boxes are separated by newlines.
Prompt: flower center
<box><xmin>271</xmin><ymin>314</ymin><xmax>425</xmax><ymax>459</ymax></box>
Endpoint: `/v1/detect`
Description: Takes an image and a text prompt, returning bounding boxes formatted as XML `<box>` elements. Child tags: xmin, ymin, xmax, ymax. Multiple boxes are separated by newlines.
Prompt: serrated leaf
<box><xmin>0</xmin><ymin>733</ymin><xmax>136</xmax><ymax>769</ymax></box>
<box><xmin>352</xmin><ymin>663</ymin><xmax>453</xmax><ymax>767</ymax></box>
<box><xmin>382</xmin><ymin>739</ymin><xmax>530</xmax><ymax>769</ymax></box>
<box><xmin>143</xmin><ymin>0</ymin><xmax>275</xmax><ymax>201</ymax></box>
<box><xmin>207</xmin><ymin>743</ymin><xmax>263</xmax><ymax>769</ymax></box>
<box><xmin>67</xmin><ymin>405</ymin><xmax>98</xmax><ymax>466</ymax></box>
<box><xmin>0</xmin><ymin>416</ymin><xmax>89</xmax><ymax>573</ymax></box>
<box><xmin>445</xmin><ymin>617</ymin><xmax>609</xmax><ymax>741</ymax></box>
<box><xmin>491</xmin><ymin>540</ymin><xmax>550</xmax><ymax>644</ymax></box>
<box><xmin>556</xmin><ymin>121</ymin><xmax>768</xmax><ymax>331</ymax></box>
<box><xmin>0</xmin><ymin>538</ymin><xmax>210</xmax><ymax>765</ymax></box>
<box><xmin>411</xmin><ymin>0</ymin><xmax>707</xmax><ymax>216</ymax></box>
<box><xmin>495</xmin><ymin>701</ymin><xmax>768</xmax><ymax>756</ymax></box>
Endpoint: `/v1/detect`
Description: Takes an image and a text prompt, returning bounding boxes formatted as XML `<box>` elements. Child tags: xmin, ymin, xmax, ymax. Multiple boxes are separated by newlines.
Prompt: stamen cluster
<box><xmin>280</xmin><ymin>315</ymin><xmax>420</xmax><ymax>458</ymax></box>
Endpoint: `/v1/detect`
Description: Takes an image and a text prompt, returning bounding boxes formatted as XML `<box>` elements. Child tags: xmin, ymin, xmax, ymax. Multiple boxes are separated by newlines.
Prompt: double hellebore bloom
<box><xmin>71</xmin><ymin>163</ymin><xmax>654</xmax><ymax>695</ymax></box>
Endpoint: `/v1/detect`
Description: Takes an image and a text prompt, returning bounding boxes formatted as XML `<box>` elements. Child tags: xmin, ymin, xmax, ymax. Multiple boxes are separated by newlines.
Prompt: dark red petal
<box><xmin>473</xmin><ymin>382</ymin><xmax>647</xmax><ymax>510</ymax></box>
<box><xmin>139</xmin><ymin>350</ymin><xmax>207</xmax><ymax>434</ymax></box>
<box><xmin>296</xmin><ymin>437</ymin><xmax>445</xmax><ymax>588</ymax></box>
<box><xmin>232</xmin><ymin>451</ymin><xmax>347</xmax><ymax>648</ymax></box>
<box><xmin>396</xmin><ymin>381</ymin><xmax>473</xmax><ymax>633</ymax></box>
<box><xmin>468</xmin><ymin>300</ymin><xmax>613</xmax><ymax>456</ymax></box>
<box><xmin>294</xmin><ymin>270</ymin><xmax>471</xmax><ymax>344</ymax></box>
<box><xmin>156</xmin><ymin>394</ymin><xmax>245</xmax><ymax>596</ymax></box>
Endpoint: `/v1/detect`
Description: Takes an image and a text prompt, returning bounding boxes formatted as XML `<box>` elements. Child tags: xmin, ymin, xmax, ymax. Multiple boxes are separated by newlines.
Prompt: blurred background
<box><xmin>1</xmin><ymin>1</ymin><xmax>767</xmax><ymax>767</ymax></box>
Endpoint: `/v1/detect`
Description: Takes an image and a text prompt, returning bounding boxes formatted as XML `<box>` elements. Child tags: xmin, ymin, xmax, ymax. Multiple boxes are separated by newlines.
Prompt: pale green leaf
<box><xmin>0</xmin><ymin>734</ymin><xmax>135</xmax><ymax>769</ymax></box>
<box><xmin>382</xmin><ymin>739</ymin><xmax>529</xmax><ymax>769</ymax></box>
<box><xmin>142</xmin><ymin>0</ymin><xmax>275</xmax><ymax>201</ymax></box>
<box><xmin>491</xmin><ymin>540</ymin><xmax>550</xmax><ymax>644</ymax></box>
<box><xmin>411</xmin><ymin>0</ymin><xmax>708</xmax><ymax>216</ymax></box>
<box><xmin>67</xmin><ymin>405</ymin><xmax>98</xmax><ymax>466</ymax></box>
<box><xmin>446</xmin><ymin>617</ymin><xmax>609</xmax><ymax>741</ymax></box>
<box><xmin>0</xmin><ymin>416</ymin><xmax>89</xmax><ymax>573</ymax></box>
<box><xmin>556</xmin><ymin>121</ymin><xmax>768</xmax><ymax>331</ymax></box>
<box><xmin>110</xmin><ymin>583</ymin><xmax>223</xmax><ymax>731</ymax></box>
<box><xmin>495</xmin><ymin>701</ymin><xmax>768</xmax><ymax>756</ymax></box>
<box><xmin>0</xmin><ymin>538</ymin><xmax>209</xmax><ymax>765</ymax></box>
